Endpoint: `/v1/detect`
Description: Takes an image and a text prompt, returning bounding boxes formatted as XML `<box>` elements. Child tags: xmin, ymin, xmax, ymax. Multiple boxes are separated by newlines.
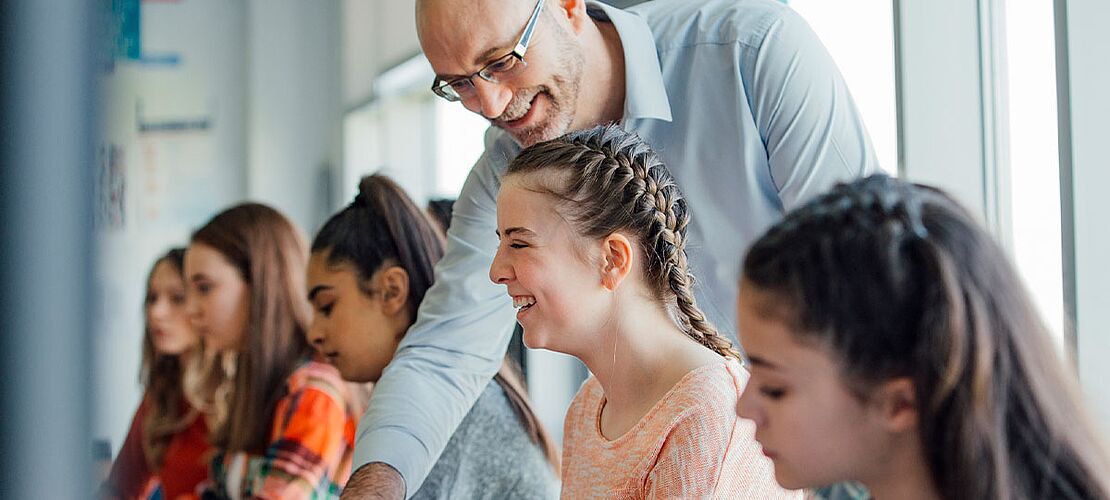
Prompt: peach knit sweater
<box><xmin>560</xmin><ymin>359</ymin><xmax>799</xmax><ymax>499</ymax></box>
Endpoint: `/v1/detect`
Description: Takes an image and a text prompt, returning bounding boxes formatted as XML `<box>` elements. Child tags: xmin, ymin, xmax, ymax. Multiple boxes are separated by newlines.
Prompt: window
<box><xmin>1003</xmin><ymin>0</ymin><xmax>1065</xmax><ymax>343</ymax></box>
<box><xmin>791</xmin><ymin>0</ymin><xmax>899</xmax><ymax>174</ymax></box>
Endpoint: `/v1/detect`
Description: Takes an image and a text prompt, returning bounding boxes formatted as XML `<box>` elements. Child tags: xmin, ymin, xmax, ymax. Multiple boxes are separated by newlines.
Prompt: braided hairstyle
<box><xmin>742</xmin><ymin>174</ymin><xmax>1110</xmax><ymax>500</ymax></box>
<box><xmin>506</xmin><ymin>123</ymin><xmax>740</xmax><ymax>359</ymax></box>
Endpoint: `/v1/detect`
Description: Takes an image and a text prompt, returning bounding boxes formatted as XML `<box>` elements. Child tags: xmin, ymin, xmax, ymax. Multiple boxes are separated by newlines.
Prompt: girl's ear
<box><xmin>600</xmin><ymin>233</ymin><xmax>634</xmax><ymax>291</ymax></box>
<box><xmin>377</xmin><ymin>266</ymin><xmax>410</xmax><ymax>317</ymax></box>
<box><xmin>873</xmin><ymin>377</ymin><xmax>919</xmax><ymax>433</ymax></box>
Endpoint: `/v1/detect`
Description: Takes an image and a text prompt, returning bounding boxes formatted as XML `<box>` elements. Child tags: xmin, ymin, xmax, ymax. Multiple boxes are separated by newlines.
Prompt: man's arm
<box><xmin>341</xmin><ymin>463</ymin><xmax>406</xmax><ymax>500</ymax></box>
<box><xmin>343</xmin><ymin>137</ymin><xmax>518</xmax><ymax>499</ymax></box>
<box><xmin>747</xmin><ymin>5</ymin><xmax>879</xmax><ymax>209</ymax></box>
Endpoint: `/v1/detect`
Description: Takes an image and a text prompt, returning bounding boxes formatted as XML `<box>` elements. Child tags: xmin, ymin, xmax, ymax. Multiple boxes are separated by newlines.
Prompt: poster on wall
<box><xmin>95</xmin><ymin>144</ymin><xmax>127</xmax><ymax>231</ymax></box>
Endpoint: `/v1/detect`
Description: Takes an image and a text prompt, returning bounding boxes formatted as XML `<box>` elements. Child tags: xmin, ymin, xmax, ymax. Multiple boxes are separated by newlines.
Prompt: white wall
<box><xmin>95</xmin><ymin>0</ymin><xmax>249</xmax><ymax>453</ymax></box>
<box><xmin>343</xmin><ymin>0</ymin><xmax>420</xmax><ymax>108</ymax></box>
<box><xmin>246</xmin><ymin>0</ymin><xmax>343</xmax><ymax>235</ymax></box>
<box><xmin>94</xmin><ymin>0</ymin><xmax>341</xmax><ymax>453</ymax></box>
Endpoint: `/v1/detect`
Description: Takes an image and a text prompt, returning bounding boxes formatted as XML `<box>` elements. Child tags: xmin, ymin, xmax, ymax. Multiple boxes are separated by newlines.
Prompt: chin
<box><xmin>772</xmin><ymin>469</ymin><xmax>815</xmax><ymax>492</ymax></box>
<box><xmin>522</xmin><ymin>327</ymin><xmax>558</xmax><ymax>352</ymax></box>
<box><xmin>340</xmin><ymin>366</ymin><xmax>375</xmax><ymax>384</ymax></box>
<box><xmin>509</xmin><ymin>115</ymin><xmax>572</xmax><ymax>148</ymax></box>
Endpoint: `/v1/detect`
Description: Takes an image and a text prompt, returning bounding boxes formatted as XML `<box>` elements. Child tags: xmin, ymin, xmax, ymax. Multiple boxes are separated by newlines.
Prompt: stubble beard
<box><xmin>496</xmin><ymin>46</ymin><xmax>584</xmax><ymax>147</ymax></box>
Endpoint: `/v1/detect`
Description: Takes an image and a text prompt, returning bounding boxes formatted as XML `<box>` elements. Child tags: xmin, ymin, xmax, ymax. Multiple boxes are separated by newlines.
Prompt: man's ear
<box><xmin>377</xmin><ymin>266</ymin><xmax>410</xmax><ymax>317</ymax></box>
<box><xmin>873</xmin><ymin>377</ymin><xmax>919</xmax><ymax>433</ymax></box>
<box><xmin>600</xmin><ymin>233</ymin><xmax>634</xmax><ymax>291</ymax></box>
<box><xmin>557</xmin><ymin>0</ymin><xmax>590</xmax><ymax>35</ymax></box>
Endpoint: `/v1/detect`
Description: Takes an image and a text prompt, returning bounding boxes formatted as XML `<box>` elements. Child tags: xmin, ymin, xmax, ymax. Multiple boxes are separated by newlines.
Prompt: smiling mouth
<box><xmin>498</xmin><ymin>92</ymin><xmax>543</xmax><ymax>128</ymax></box>
<box><xmin>512</xmin><ymin>295</ymin><xmax>536</xmax><ymax>312</ymax></box>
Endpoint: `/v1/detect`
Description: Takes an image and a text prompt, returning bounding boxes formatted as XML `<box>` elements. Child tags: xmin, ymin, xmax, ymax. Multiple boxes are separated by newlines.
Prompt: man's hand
<box><xmin>340</xmin><ymin>462</ymin><xmax>406</xmax><ymax>500</ymax></box>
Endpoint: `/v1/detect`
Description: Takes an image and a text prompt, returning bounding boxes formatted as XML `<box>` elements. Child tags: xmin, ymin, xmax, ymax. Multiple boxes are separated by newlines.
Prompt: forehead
<box><xmin>497</xmin><ymin>176</ymin><xmax>563</xmax><ymax>221</ymax></box>
<box><xmin>417</xmin><ymin>0</ymin><xmax>535</xmax><ymax>73</ymax></box>
<box><xmin>738</xmin><ymin>284</ymin><xmax>815</xmax><ymax>369</ymax></box>
<box><xmin>150</xmin><ymin>261</ymin><xmax>183</xmax><ymax>285</ymax></box>
<box><xmin>307</xmin><ymin>252</ymin><xmax>358</xmax><ymax>284</ymax></box>
<box><xmin>185</xmin><ymin>243</ymin><xmax>235</xmax><ymax>275</ymax></box>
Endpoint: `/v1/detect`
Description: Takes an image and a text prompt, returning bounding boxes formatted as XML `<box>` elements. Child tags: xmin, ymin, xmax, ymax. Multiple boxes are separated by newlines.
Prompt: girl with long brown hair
<box><xmin>737</xmin><ymin>174</ymin><xmax>1110</xmax><ymax>499</ymax></box>
<box><xmin>102</xmin><ymin>248</ymin><xmax>212</xmax><ymax>500</ymax></box>
<box><xmin>306</xmin><ymin>174</ymin><xmax>559</xmax><ymax>498</ymax></box>
<box><xmin>489</xmin><ymin>124</ymin><xmax>795</xmax><ymax>498</ymax></box>
<box><xmin>185</xmin><ymin>203</ymin><xmax>357</xmax><ymax>499</ymax></box>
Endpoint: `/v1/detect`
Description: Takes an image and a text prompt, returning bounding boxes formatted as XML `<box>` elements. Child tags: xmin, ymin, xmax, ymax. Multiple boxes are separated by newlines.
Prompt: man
<box><xmin>343</xmin><ymin>0</ymin><xmax>877</xmax><ymax>497</ymax></box>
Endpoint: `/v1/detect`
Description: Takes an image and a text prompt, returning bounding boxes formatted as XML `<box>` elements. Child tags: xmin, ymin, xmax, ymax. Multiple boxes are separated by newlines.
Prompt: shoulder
<box><xmin>432</xmin><ymin>381</ymin><xmax>559</xmax><ymax>494</ymax></box>
<box><xmin>456</xmin><ymin>126</ymin><xmax>521</xmax><ymax>211</ymax></box>
<box><xmin>473</xmin><ymin>127</ymin><xmax>521</xmax><ymax>178</ymax></box>
<box><xmin>629</xmin><ymin>0</ymin><xmax>792</xmax><ymax>52</ymax></box>
<box><xmin>458</xmin><ymin>379</ymin><xmax>538</xmax><ymax>437</ymax></box>
<box><xmin>566</xmin><ymin>376</ymin><xmax>604</xmax><ymax>416</ymax></box>
<box><xmin>463</xmin><ymin>379</ymin><xmax>519</xmax><ymax>423</ymax></box>
<box><xmin>284</xmin><ymin>360</ymin><xmax>350</xmax><ymax>409</ymax></box>
<box><xmin>656</xmin><ymin>360</ymin><xmax>747</xmax><ymax>429</ymax></box>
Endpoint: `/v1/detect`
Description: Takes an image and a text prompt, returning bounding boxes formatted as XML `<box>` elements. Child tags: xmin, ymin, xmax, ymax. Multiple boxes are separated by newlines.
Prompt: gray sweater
<box><xmin>412</xmin><ymin>380</ymin><xmax>560</xmax><ymax>499</ymax></box>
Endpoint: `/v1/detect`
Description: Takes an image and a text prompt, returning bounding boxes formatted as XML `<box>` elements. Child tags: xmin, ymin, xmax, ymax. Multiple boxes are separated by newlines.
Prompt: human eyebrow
<box><xmin>747</xmin><ymin>354</ymin><xmax>783</xmax><ymax>372</ymax></box>
<box><xmin>307</xmin><ymin>284</ymin><xmax>332</xmax><ymax>302</ymax></box>
<box><xmin>435</xmin><ymin>43</ymin><xmax>514</xmax><ymax>81</ymax></box>
<box><xmin>495</xmin><ymin>227</ymin><xmax>536</xmax><ymax>239</ymax></box>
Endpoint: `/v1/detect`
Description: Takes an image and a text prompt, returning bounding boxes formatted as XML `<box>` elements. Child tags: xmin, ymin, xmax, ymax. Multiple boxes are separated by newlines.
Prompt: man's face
<box><xmin>418</xmin><ymin>0</ymin><xmax>585</xmax><ymax>147</ymax></box>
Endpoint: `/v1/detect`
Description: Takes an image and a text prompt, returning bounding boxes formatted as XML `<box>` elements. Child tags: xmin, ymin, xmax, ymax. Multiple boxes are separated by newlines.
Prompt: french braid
<box><xmin>507</xmin><ymin>123</ymin><xmax>740</xmax><ymax>359</ymax></box>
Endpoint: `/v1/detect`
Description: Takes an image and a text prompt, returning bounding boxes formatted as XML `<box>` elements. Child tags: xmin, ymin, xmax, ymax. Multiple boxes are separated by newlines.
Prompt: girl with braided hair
<box><xmin>737</xmin><ymin>174</ymin><xmax>1110</xmax><ymax>500</ymax></box>
<box><xmin>489</xmin><ymin>124</ymin><xmax>796</xmax><ymax>498</ymax></box>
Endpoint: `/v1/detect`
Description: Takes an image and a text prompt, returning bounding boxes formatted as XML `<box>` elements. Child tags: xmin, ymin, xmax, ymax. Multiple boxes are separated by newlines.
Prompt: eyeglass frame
<box><xmin>430</xmin><ymin>0</ymin><xmax>545</xmax><ymax>102</ymax></box>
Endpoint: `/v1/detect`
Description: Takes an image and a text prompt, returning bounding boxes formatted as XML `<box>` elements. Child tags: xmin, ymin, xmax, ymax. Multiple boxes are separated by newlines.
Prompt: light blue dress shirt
<box><xmin>354</xmin><ymin>0</ymin><xmax>878</xmax><ymax>495</ymax></box>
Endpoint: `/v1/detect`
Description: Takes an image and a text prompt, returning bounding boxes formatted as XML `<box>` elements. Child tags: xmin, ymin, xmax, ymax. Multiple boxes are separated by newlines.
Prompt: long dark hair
<box><xmin>506</xmin><ymin>123</ymin><xmax>740</xmax><ymax>359</ymax></box>
<box><xmin>742</xmin><ymin>174</ymin><xmax>1110</xmax><ymax>499</ymax></box>
<box><xmin>312</xmin><ymin>174</ymin><xmax>560</xmax><ymax>472</ymax></box>
<box><xmin>191</xmin><ymin>202</ymin><xmax>314</xmax><ymax>453</ymax></box>
<box><xmin>140</xmin><ymin>247</ymin><xmax>193</xmax><ymax>471</ymax></box>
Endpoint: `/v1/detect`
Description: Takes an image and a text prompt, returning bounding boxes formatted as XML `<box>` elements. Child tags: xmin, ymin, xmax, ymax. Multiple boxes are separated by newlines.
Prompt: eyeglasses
<box><xmin>430</xmin><ymin>0</ymin><xmax>544</xmax><ymax>102</ymax></box>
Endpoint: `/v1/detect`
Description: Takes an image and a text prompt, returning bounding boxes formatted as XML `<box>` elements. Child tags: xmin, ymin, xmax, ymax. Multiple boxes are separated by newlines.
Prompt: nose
<box><xmin>149</xmin><ymin>297</ymin><xmax>169</xmax><ymax>321</ymax></box>
<box><xmin>736</xmin><ymin>381</ymin><xmax>763</xmax><ymax>425</ymax></box>
<box><xmin>306</xmin><ymin>320</ymin><xmax>326</xmax><ymax>350</ymax></box>
<box><xmin>465</xmin><ymin>78</ymin><xmax>512</xmax><ymax>120</ymax></box>
<box><xmin>488</xmin><ymin>245</ymin><xmax>515</xmax><ymax>285</ymax></box>
<box><xmin>185</xmin><ymin>292</ymin><xmax>202</xmax><ymax>326</ymax></box>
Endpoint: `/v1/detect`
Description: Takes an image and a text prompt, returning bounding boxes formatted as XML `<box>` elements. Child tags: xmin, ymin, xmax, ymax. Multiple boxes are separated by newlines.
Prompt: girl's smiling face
<box><xmin>735</xmin><ymin>279</ymin><xmax>894</xmax><ymax>490</ymax></box>
<box><xmin>488</xmin><ymin>176</ymin><xmax>612</xmax><ymax>356</ymax></box>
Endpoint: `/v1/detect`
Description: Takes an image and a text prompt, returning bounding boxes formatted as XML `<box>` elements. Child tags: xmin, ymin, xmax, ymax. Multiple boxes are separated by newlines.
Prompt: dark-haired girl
<box><xmin>306</xmin><ymin>174</ymin><xmax>560</xmax><ymax>499</ymax></box>
<box><xmin>738</xmin><ymin>174</ymin><xmax>1110</xmax><ymax>500</ymax></box>
<box><xmin>489</xmin><ymin>124</ymin><xmax>795</xmax><ymax>499</ymax></box>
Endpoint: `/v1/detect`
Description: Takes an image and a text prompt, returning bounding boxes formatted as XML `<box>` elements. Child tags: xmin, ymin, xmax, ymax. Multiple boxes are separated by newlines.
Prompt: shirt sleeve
<box><xmin>745</xmin><ymin>6</ymin><xmax>879</xmax><ymax>210</ymax></box>
<box><xmin>214</xmin><ymin>382</ymin><xmax>350</xmax><ymax>499</ymax></box>
<box><xmin>102</xmin><ymin>397</ymin><xmax>156</xmax><ymax>500</ymax></box>
<box><xmin>351</xmin><ymin>135</ymin><xmax>518</xmax><ymax>497</ymax></box>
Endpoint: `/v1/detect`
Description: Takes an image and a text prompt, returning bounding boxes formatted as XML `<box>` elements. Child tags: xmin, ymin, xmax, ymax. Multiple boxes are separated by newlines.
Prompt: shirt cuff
<box><xmin>352</xmin><ymin>427</ymin><xmax>433</xmax><ymax>499</ymax></box>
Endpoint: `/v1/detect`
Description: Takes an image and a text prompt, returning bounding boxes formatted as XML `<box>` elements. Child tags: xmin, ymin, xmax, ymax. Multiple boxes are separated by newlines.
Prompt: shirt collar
<box><xmin>587</xmin><ymin>1</ymin><xmax>672</xmax><ymax>123</ymax></box>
